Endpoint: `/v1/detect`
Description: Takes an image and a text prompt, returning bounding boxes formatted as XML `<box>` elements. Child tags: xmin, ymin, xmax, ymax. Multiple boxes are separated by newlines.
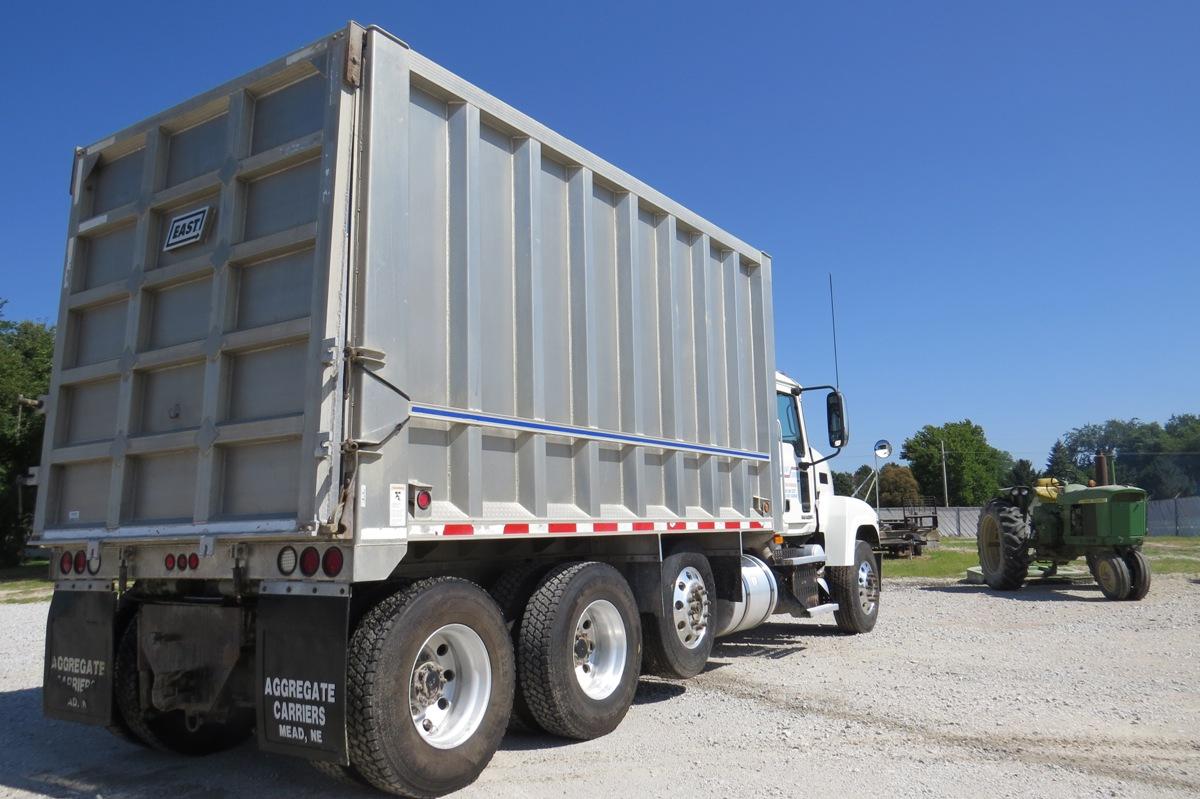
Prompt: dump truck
<box><xmin>35</xmin><ymin>23</ymin><xmax>882</xmax><ymax>797</ymax></box>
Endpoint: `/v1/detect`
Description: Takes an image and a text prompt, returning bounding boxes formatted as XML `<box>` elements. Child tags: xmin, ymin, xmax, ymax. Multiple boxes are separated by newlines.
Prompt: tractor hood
<box><xmin>1060</xmin><ymin>484</ymin><xmax>1148</xmax><ymax>505</ymax></box>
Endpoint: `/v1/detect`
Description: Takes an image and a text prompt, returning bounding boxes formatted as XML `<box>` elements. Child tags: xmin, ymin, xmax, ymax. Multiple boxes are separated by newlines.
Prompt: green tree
<box><xmin>0</xmin><ymin>302</ymin><xmax>55</xmax><ymax>566</ymax></box>
<box><xmin>901</xmin><ymin>420</ymin><xmax>1009</xmax><ymax>506</ymax></box>
<box><xmin>1060</xmin><ymin>418</ymin><xmax>1199</xmax><ymax>498</ymax></box>
<box><xmin>832</xmin><ymin>465</ymin><xmax>875</xmax><ymax>499</ymax></box>
<box><xmin>831</xmin><ymin>470</ymin><xmax>855</xmax><ymax>496</ymax></box>
<box><xmin>1044</xmin><ymin>439</ymin><xmax>1084</xmax><ymax>484</ymax></box>
<box><xmin>878</xmin><ymin>464</ymin><xmax>921</xmax><ymax>507</ymax></box>
<box><xmin>1006</xmin><ymin>459</ymin><xmax>1040</xmax><ymax>488</ymax></box>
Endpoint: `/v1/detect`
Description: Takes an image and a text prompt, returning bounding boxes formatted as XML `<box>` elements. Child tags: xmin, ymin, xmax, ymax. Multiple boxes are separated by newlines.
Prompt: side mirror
<box><xmin>826</xmin><ymin>390</ymin><xmax>848</xmax><ymax>449</ymax></box>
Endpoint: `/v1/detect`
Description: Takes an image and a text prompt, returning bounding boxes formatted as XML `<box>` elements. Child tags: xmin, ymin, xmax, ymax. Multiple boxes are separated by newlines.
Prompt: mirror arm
<box><xmin>797</xmin><ymin>384</ymin><xmax>836</xmax><ymax>394</ymax></box>
<box><xmin>803</xmin><ymin>446</ymin><xmax>842</xmax><ymax>467</ymax></box>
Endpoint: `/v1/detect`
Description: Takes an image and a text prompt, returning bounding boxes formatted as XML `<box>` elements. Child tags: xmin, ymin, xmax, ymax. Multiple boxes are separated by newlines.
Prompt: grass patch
<box><xmin>0</xmin><ymin>560</ymin><xmax>52</xmax><ymax>602</ymax></box>
<box><xmin>884</xmin><ymin>546</ymin><xmax>980</xmax><ymax>578</ymax></box>
<box><xmin>883</xmin><ymin>536</ymin><xmax>1200</xmax><ymax>579</ymax></box>
<box><xmin>0</xmin><ymin>560</ymin><xmax>50</xmax><ymax>587</ymax></box>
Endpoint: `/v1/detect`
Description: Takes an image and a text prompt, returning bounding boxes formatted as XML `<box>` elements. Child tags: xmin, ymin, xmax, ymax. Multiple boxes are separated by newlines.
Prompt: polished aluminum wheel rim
<box><xmin>573</xmin><ymin>599</ymin><xmax>626</xmax><ymax>700</ymax></box>
<box><xmin>671</xmin><ymin>566</ymin><xmax>710</xmax><ymax>650</ymax></box>
<box><xmin>857</xmin><ymin>558</ymin><xmax>879</xmax><ymax>615</ymax></box>
<box><xmin>409</xmin><ymin>623</ymin><xmax>491</xmax><ymax>749</ymax></box>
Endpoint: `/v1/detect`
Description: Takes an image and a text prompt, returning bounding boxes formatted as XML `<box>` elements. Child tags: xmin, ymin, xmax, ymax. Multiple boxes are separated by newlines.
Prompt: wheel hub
<box><xmin>671</xmin><ymin>567</ymin><xmax>710</xmax><ymax>650</ymax></box>
<box><xmin>573</xmin><ymin>600</ymin><xmax>627</xmax><ymax>700</ymax></box>
<box><xmin>408</xmin><ymin>623</ymin><xmax>492</xmax><ymax>749</ymax></box>
<box><xmin>979</xmin><ymin>516</ymin><xmax>1001</xmax><ymax>574</ymax></box>
<box><xmin>856</xmin><ymin>558</ymin><xmax>879</xmax><ymax>615</ymax></box>
<box><xmin>1097</xmin><ymin>558</ymin><xmax>1118</xmax><ymax>593</ymax></box>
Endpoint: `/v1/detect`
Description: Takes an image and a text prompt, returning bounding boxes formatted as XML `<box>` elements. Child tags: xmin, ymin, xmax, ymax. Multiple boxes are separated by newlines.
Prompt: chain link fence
<box><xmin>1147</xmin><ymin>497</ymin><xmax>1200</xmax><ymax>537</ymax></box>
<box><xmin>882</xmin><ymin>498</ymin><xmax>1199</xmax><ymax>538</ymax></box>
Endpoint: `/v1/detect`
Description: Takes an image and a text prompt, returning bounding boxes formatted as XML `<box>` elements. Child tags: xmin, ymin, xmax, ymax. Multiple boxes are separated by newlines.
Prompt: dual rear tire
<box><xmin>344</xmin><ymin>564</ymin><xmax>644</xmax><ymax>796</ymax></box>
<box><xmin>517</xmin><ymin>562</ymin><xmax>642</xmax><ymax>739</ymax></box>
<box><xmin>346</xmin><ymin>578</ymin><xmax>514</xmax><ymax>798</ymax></box>
<box><xmin>111</xmin><ymin>615</ymin><xmax>254</xmax><ymax>755</ymax></box>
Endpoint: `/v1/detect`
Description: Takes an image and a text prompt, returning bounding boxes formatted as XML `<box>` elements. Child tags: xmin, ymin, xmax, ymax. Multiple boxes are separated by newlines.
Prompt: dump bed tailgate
<box><xmin>34</xmin><ymin>28</ymin><xmax>360</xmax><ymax>542</ymax></box>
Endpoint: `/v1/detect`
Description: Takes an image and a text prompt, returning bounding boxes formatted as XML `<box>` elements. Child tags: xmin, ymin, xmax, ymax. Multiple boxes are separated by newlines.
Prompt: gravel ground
<box><xmin>2</xmin><ymin>575</ymin><xmax>1198</xmax><ymax>798</ymax></box>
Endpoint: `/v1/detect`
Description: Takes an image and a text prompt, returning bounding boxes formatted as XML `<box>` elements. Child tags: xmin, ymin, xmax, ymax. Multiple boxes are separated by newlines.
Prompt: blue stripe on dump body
<box><xmin>409</xmin><ymin>405</ymin><xmax>772</xmax><ymax>461</ymax></box>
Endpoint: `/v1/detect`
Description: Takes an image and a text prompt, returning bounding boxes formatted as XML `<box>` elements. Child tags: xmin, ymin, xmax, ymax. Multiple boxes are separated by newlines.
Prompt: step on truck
<box><xmin>35</xmin><ymin>23</ymin><xmax>882</xmax><ymax>797</ymax></box>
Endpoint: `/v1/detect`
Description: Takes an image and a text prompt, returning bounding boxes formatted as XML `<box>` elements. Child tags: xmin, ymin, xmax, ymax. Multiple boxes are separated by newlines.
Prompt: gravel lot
<box><xmin>2</xmin><ymin>575</ymin><xmax>1198</xmax><ymax>798</ymax></box>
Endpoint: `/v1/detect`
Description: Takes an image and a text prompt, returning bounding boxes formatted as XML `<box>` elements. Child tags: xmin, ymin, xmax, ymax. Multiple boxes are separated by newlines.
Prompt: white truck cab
<box><xmin>774</xmin><ymin>371</ymin><xmax>881</xmax><ymax>570</ymax></box>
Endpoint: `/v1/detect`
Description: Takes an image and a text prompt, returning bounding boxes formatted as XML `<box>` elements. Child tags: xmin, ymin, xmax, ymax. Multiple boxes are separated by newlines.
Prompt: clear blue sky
<box><xmin>1</xmin><ymin>1</ymin><xmax>1196</xmax><ymax>474</ymax></box>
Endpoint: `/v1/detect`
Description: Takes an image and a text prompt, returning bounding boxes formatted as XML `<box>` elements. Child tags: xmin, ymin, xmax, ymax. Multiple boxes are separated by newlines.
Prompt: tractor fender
<box><xmin>819</xmin><ymin>494</ymin><xmax>880</xmax><ymax>567</ymax></box>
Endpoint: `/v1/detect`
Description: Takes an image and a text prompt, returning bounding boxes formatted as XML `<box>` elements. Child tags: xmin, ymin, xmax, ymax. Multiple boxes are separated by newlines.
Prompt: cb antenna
<box><xmin>828</xmin><ymin>273</ymin><xmax>841</xmax><ymax>390</ymax></box>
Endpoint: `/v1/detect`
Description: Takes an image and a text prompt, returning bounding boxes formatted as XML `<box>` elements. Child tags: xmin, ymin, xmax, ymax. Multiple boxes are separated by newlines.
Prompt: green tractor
<box><xmin>976</xmin><ymin>455</ymin><xmax>1151</xmax><ymax>600</ymax></box>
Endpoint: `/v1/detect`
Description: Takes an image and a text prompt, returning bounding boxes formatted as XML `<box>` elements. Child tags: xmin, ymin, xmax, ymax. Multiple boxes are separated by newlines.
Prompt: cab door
<box><xmin>776</xmin><ymin>392</ymin><xmax>816</xmax><ymax>531</ymax></box>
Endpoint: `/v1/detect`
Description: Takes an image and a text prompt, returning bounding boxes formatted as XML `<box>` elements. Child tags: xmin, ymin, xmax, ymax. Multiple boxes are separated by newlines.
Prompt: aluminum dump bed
<box><xmin>34</xmin><ymin>23</ymin><xmax>783</xmax><ymax>546</ymax></box>
<box><xmin>34</xmin><ymin>31</ymin><xmax>359</xmax><ymax>541</ymax></box>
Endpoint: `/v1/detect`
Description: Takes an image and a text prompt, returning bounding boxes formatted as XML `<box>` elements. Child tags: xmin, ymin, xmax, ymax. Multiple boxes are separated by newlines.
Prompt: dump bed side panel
<box><xmin>352</xmin><ymin>30</ymin><xmax>780</xmax><ymax>539</ymax></box>
<box><xmin>35</xmin><ymin>30</ymin><xmax>358</xmax><ymax>542</ymax></box>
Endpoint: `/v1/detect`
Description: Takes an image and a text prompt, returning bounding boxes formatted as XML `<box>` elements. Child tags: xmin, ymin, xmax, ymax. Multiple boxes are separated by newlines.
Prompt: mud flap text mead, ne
<box><xmin>44</xmin><ymin>589</ymin><xmax>115</xmax><ymax>726</ymax></box>
<box><xmin>256</xmin><ymin>590</ymin><xmax>351</xmax><ymax>763</ymax></box>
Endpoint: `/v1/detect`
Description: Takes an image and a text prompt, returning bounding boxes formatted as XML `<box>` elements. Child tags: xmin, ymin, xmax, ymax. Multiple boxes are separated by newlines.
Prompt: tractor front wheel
<box><xmin>976</xmin><ymin>501</ymin><xmax>1031</xmax><ymax>591</ymax></box>
<box><xmin>1091</xmin><ymin>553</ymin><xmax>1132</xmax><ymax>600</ymax></box>
<box><xmin>1123</xmin><ymin>549</ymin><xmax>1152</xmax><ymax>601</ymax></box>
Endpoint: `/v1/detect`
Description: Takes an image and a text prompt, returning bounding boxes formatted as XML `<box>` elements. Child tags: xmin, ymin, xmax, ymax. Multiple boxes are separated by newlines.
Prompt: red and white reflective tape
<box><xmin>409</xmin><ymin>519</ymin><xmax>767</xmax><ymax>537</ymax></box>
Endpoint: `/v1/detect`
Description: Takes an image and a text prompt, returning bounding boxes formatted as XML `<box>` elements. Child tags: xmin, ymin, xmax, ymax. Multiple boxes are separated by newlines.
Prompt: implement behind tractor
<box><xmin>976</xmin><ymin>455</ymin><xmax>1151</xmax><ymax>600</ymax></box>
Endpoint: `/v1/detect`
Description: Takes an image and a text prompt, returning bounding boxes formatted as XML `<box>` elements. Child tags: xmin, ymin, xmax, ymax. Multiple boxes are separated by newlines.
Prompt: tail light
<box><xmin>165</xmin><ymin>553</ymin><xmax>176</xmax><ymax>571</ymax></box>
<box><xmin>322</xmin><ymin>547</ymin><xmax>344</xmax><ymax>577</ymax></box>
<box><xmin>409</xmin><ymin>482</ymin><xmax>433</xmax><ymax>517</ymax></box>
<box><xmin>277</xmin><ymin>546</ymin><xmax>297</xmax><ymax>575</ymax></box>
<box><xmin>187</xmin><ymin>553</ymin><xmax>200</xmax><ymax>571</ymax></box>
<box><xmin>299</xmin><ymin>546</ymin><xmax>320</xmax><ymax>577</ymax></box>
<box><xmin>177</xmin><ymin>552</ymin><xmax>189</xmax><ymax>572</ymax></box>
<box><xmin>59</xmin><ymin>551</ymin><xmax>73</xmax><ymax>576</ymax></box>
<box><xmin>415</xmin><ymin>489</ymin><xmax>432</xmax><ymax>511</ymax></box>
<box><xmin>73</xmin><ymin>550</ymin><xmax>87</xmax><ymax>575</ymax></box>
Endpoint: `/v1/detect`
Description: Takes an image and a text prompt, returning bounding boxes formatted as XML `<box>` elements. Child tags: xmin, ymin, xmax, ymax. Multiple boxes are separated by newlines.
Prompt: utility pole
<box><xmin>940</xmin><ymin>439</ymin><xmax>950</xmax><ymax>508</ymax></box>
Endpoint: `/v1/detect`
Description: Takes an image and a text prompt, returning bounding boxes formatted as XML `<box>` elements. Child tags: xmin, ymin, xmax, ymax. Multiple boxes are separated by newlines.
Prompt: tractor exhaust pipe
<box><xmin>1095</xmin><ymin>451</ymin><xmax>1110</xmax><ymax>486</ymax></box>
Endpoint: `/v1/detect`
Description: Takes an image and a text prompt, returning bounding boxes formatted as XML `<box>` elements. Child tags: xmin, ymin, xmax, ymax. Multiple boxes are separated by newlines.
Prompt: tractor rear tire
<box><xmin>976</xmin><ymin>501</ymin><xmax>1031</xmax><ymax>591</ymax></box>
<box><xmin>1123</xmin><ymin>549</ymin><xmax>1152</xmax><ymax>601</ymax></box>
<box><xmin>1092</xmin><ymin>553</ymin><xmax>1132</xmax><ymax>601</ymax></box>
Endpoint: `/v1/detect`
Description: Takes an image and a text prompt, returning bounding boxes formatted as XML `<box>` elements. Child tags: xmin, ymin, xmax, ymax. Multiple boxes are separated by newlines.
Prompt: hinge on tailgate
<box><xmin>345</xmin><ymin>345</ymin><xmax>386</xmax><ymax>368</ymax></box>
<box><xmin>344</xmin><ymin>23</ymin><xmax>366</xmax><ymax>88</ymax></box>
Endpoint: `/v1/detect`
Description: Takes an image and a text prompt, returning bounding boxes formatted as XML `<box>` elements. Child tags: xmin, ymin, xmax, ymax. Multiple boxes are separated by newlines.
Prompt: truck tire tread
<box><xmin>489</xmin><ymin>563</ymin><xmax>551</xmax><ymax>733</ymax></box>
<box><xmin>641</xmin><ymin>550</ymin><xmax>715</xmax><ymax>679</ymax></box>
<box><xmin>347</xmin><ymin>577</ymin><xmax>514</xmax><ymax>798</ymax></box>
<box><xmin>518</xmin><ymin>562</ymin><xmax>640</xmax><ymax>740</ymax></box>
<box><xmin>828</xmin><ymin>540</ymin><xmax>880</xmax><ymax>634</ymax></box>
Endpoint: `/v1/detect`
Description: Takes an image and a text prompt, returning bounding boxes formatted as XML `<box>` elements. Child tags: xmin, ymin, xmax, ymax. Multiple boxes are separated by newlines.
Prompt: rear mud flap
<box><xmin>43</xmin><ymin>590</ymin><xmax>115</xmax><ymax>726</ymax></box>
<box><xmin>256</xmin><ymin>593</ymin><xmax>350</xmax><ymax>763</ymax></box>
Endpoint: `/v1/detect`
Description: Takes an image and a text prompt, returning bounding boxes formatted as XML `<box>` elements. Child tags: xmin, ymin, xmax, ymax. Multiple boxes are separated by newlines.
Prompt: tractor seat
<box><xmin>1034</xmin><ymin>477</ymin><xmax>1062</xmax><ymax>503</ymax></box>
